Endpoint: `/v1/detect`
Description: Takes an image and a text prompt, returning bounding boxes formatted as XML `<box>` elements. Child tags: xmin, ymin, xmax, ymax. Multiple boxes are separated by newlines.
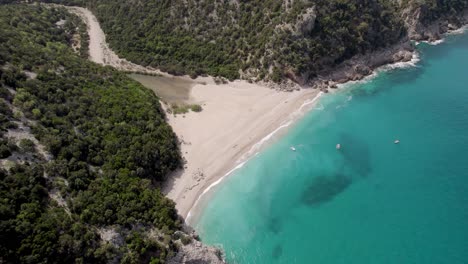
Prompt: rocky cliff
<box><xmin>402</xmin><ymin>1</ymin><xmax>468</xmax><ymax>42</ymax></box>
<box><xmin>167</xmin><ymin>228</ymin><xmax>224</xmax><ymax>264</ymax></box>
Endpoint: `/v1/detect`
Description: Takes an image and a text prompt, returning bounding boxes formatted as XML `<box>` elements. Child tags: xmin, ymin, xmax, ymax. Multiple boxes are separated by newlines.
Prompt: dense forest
<box><xmin>39</xmin><ymin>0</ymin><xmax>468</xmax><ymax>83</ymax></box>
<box><xmin>0</xmin><ymin>4</ymin><xmax>186</xmax><ymax>263</ymax></box>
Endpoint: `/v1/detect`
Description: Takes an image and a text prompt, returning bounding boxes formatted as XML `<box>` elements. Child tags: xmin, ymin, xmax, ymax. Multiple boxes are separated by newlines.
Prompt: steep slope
<box><xmin>40</xmin><ymin>0</ymin><xmax>406</xmax><ymax>84</ymax></box>
<box><xmin>0</xmin><ymin>4</ymin><xmax>222</xmax><ymax>263</ymax></box>
<box><xmin>401</xmin><ymin>0</ymin><xmax>468</xmax><ymax>41</ymax></box>
<box><xmin>38</xmin><ymin>0</ymin><xmax>468</xmax><ymax>85</ymax></box>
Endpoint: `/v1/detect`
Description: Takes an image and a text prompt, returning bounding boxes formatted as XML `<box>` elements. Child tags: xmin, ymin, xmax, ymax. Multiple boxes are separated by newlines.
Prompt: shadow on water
<box><xmin>338</xmin><ymin>133</ymin><xmax>372</xmax><ymax>178</ymax></box>
<box><xmin>268</xmin><ymin>217</ymin><xmax>282</xmax><ymax>234</ymax></box>
<box><xmin>299</xmin><ymin>134</ymin><xmax>374</xmax><ymax>207</ymax></box>
<box><xmin>272</xmin><ymin>244</ymin><xmax>283</xmax><ymax>259</ymax></box>
<box><xmin>301</xmin><ymin>174</ymin><xmax>352</xmax><ymax>207</ymax></box>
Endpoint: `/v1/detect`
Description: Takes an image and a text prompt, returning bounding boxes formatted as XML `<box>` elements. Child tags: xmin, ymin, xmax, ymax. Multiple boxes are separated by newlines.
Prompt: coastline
<box><xmin>61</xmin><ymin>4</ymin><xmax>323</xmax><ymax>220</ymax></box>
<box><xmin>185</xmin><ymin>90</ymin><xmax>324</xmax><ymax>222</ymax></box>
<box><xmin>184</xmin><ymin>48</ymin><xmax>421</xmax><ymax>224</ymax></box>
<box><xmin>163</xmin><ymin>81</ymin><xmax>321</xmax><ymax>220</ymax></box>
<box><xmin>61</xmin><ymin>4</ymin><xmax>468</xmax><ymax>225</ymax></box>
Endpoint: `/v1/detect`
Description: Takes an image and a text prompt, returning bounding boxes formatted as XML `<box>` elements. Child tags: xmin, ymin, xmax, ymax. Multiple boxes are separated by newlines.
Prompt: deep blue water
<box><xmin>196</xmin><ymin>33</ymin><xmax>468</xmax><ymax>263</ymax></box>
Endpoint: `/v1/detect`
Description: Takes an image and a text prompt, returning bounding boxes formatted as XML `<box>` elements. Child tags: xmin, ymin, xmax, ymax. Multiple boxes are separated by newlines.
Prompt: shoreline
<box><xmin>185</xmin><ymin>48</ymin><xmax>421</xmax><ymax>225</ymax></box>
<box><xmin>163</xmin><ymin>82</ymin><xmax>321</xmax><ymax>220</ymax></box>
<box><xmin>184</xmin><ymin>90</ymin><xmax>324</xmax><ymax>223</ymax></box>
<box><xmin>57</xmin><ymin>4</ymin><xmax>321</xmax><ymax>220</ymax></box>
<box><xmin>61</xmin><ymin>4</ymin><xmax>468</xmax><ymax>224</ymax></box>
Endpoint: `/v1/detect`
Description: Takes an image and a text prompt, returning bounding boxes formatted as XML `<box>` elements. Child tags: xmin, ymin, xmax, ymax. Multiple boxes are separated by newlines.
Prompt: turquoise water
<box><xmin>196</xmin><ymin>33</ymin><xmax>468</xmax><ymax>263</ymax></box>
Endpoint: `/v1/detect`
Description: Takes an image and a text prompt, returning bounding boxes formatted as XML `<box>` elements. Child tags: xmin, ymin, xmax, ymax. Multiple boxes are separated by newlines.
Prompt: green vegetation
<box><xmin>0</xmin><ymin>4</ymin><xmax>183</xmax><ymax>263</ymax></box>
<box><xmin>28</xmin><ymin>0</ymin><xmax>468</xmax><ymax>84</ymax></box>
<box><xmin>169</xmin><ymin>103</ymin><xmax>203</xmax><ymax>115</ymax></box>
<box><xmin>19</xmin><ymin>139</ymin><xmax>36</xmax><ymax>153</ymax></box>
<box><xmin>402</xmin><ymin>0</ymin><xmax>468</xmax><ymax>24</ymax></box>
<box><xmin>0</xmin><ymin>1</ymin><xmax>466</xmax><ymax>263</ymax></box>
<box><xmin>39</xmin><ymin>0</ymin><xmax>406</xmax><ymax>82</ymax></box>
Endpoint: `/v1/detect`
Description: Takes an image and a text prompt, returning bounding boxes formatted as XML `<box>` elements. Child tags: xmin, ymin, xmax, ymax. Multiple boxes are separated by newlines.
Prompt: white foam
<box><xmin>186</xmin><ymin>91</ymin><xmax>323</xmax><ymax>223</ymax></box>
<box><xmin>417</xmin><ymin>39</ymin><xmax>445</xmax><ymax>46</ymax></box>
<box><xmin>315</xmin><ymin>104</ymin><xmax>325</xmax><ymax>111</ymax></box>
<box><xmin>416</xmin><ymin>25</ymin><xmax>468</xmax><ymax>46</ymax></box>
<box><xmin>447</xmin><ymin>25</ymin><xmax>468</xmax><ymax>36</ymax></box>
<box><xmin>297</xmin><ymin>92</ymin><xmax>324</xmax><ymax>113</ymax></box>
<box><xmin>240</xmin><ymin>120</ymin><xmax>292</xmax><ymax>161</ymax></box>
<box><xmin>383</xmin><ymin>52</ymin><xmax>420</xmax><ymax>70</ymax></box>
<box><xmin>186</xmin><ymin>160</ymin><xmax>247</xmax><ymax>222</ymax></box>
<box><xmin>187</xmin><ymin>50</ymin><xmax>424</xmax><ymax>224</ymax></box>
<box><xmin>186</xmin><ymin>47</ymin><xmax>425</xmax><ymax>224</ymax></box>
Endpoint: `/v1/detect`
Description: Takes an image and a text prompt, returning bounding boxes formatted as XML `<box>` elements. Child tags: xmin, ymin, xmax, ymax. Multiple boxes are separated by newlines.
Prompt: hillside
<box><xmin>0</xmin><ymin>4</ymin><xmax>222</xmax><ymax>263</ymax></box>
<box><xmin>40</xmin><ymin>0</ymin><xmax>467</xmax><ymax>85</ymax></box>
<box><xmin>402</xmin><ymin>0</ymin><xmax>468</xmax><ymax>41</ymax></box>
<box><xmin>1</xmin><ymin>1</ymin><xmax>467</xmax><ymax>263</ymax></box>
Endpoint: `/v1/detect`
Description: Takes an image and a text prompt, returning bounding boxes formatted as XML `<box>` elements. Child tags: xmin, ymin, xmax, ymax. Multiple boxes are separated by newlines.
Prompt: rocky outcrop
<box><xmin>303</xmin><ymin>5</ymin><xmax>468</xmax><ymax>92</ymax></box>
<box><xmin>294</xmin><ymin>7</ymin><xmax>316</xmax><ymax>36</ymax></box>
<box><xmin>305</xmin><ymin>40</ymin><xmax>414</xmax><ymax>91</ymax></box>
<box><xmin>168</xmin><ymin>230</ymin><xmax>225</xmax><ymax>264</ymax></box>
<box><xmin>402</xmin><ymin>5</ymin><xmax>468</xmax><ymax>42</ymax></box>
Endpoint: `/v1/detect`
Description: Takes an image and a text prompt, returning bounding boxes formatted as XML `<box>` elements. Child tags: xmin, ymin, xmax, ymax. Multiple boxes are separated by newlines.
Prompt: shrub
<box><xmin>19</xmin><ymin>138</ymin><xmax>36</xmax><ymax>153</ymax></box>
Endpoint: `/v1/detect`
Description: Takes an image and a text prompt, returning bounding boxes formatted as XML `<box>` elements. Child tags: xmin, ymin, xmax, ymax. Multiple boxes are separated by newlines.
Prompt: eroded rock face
<box><xmin>306</xmin><ymin>40</ymin><xmax>415</xmax><ymax>89</ymax></box>
<box><xmin>354</xmin><ymin>64</ymin><xmax>372</xmax><ymax>76</ymax></box>
<box><xmin>168</xmin><ymin>230</ymin><xmax>225</xmax><ymax>264</ymax></box>
<box><xmin>295</xmin><ymin>7</ymin><xmax>316</xmax><ymax>36</ymax></box>
<box><xmin>168</xmin><ymin>240</ymin><xmax>224</xmax><ymax>264</ymax></box>
<box><xmin>392</xmin><ymin>50</ymin><xmax>413</xmax><ymax>62</ymax></box>
<box><xmin>402</xmin><ymin>4</ymin><xmax>468</xmax><ymax>42</ymax></box>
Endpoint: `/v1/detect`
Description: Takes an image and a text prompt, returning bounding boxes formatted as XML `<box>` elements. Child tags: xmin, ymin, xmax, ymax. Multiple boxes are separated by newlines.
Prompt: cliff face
<box><xmin>166</xmin><ymin>228</ymin><xmax>224</xmax><ymax>264</ymax></box>
<box><xmin>402</xmin><ymin>1</ymin><xmax>468</xmax><ymax>41</ymax></box>
<box><xmin>304</xmin><ymin>0</ymin><xmax>468</xmax><ymax>90</ymax></box>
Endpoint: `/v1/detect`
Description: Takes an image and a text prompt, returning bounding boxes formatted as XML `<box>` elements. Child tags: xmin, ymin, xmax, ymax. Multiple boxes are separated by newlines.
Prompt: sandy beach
<box><xmin>164</xmin><ymin>81</ymin><xmax>320</xmax><ymax>219</ymax></box>
<box><xmin>62</xmin><ymin>3</ymin><xmax>450</xmax><ymax>221</ymax></box>
<box><xmin>65</xmin><ymin>5</ymin><xmax>321</xmax><ymax>219</ymax></box>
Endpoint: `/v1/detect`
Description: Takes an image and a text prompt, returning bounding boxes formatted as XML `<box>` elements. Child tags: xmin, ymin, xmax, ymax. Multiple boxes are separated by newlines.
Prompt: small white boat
<box><xmin>336</xmin><ymin>144</ymin><xmax>341</xmax><ymax>150</ymax></box>
<box><xmin>394</xmin><ymin>139</ymin><xmax>400</xmax><ymax>144</ymax></box>
<box><xmin>290</xmin><ymin>146</ymin><xmax>296</xmax><ymax>151</ymax></box>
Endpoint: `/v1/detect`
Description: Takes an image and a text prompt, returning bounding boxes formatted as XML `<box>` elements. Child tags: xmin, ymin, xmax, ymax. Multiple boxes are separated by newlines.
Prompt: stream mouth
<box><xmin>128</xmin><ymin>73</ymin><xmax>195</xmax><ymax>104</ymax></box>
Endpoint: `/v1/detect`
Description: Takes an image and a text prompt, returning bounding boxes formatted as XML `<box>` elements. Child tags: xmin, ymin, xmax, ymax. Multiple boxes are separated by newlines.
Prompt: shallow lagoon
<box><xmin>129</xmin><ymin>73</ymin><xmax>194</xmax><ymax>104</ymax></box>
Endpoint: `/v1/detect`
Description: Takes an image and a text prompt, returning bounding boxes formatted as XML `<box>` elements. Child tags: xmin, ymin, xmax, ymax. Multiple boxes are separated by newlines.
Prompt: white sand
<box><xmin>63</xmin><ymin>5</ymin><xmax>322</xmax><ymax>220</ymax></box>
<box><xmin>164</xmin><ymin>81</ymin><xmax>320</xmax><ymax>218</ymax></box>
<box><xmin>65</xmin><ymin>6</ymin><xmax>169</xmax><ymax>75</ymax></box>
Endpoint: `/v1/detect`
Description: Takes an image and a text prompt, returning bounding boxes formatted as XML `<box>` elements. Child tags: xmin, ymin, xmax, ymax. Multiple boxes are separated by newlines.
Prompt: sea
<box><xmin>194</xmin><ymin>31</ymin><xmax>468</xmax><ymax>263</ymax></box>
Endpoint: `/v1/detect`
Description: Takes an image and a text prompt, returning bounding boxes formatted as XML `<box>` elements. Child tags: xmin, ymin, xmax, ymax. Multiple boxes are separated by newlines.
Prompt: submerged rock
<box><xmin>301</xmin><ymin>174</ymin><xmax>352</xmax><ymax>206</ymax></box>
<box><xmin>272</xmin><ymin>244</ymin><xmax>283</xmax><ymax>259</ymax></box>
